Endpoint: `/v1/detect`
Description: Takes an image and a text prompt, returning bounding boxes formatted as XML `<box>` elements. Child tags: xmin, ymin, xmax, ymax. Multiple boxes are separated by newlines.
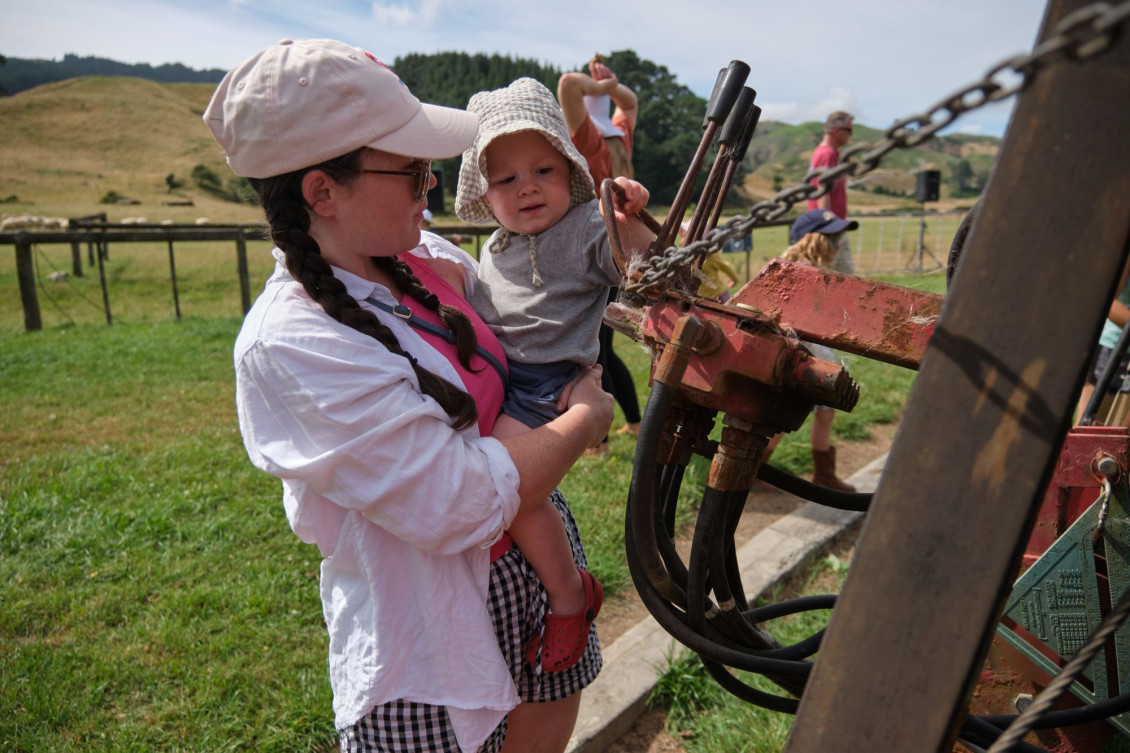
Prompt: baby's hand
<box><xmin>609</xmin><ymin>178</ymin><xmax>649</xmax><ymax>223</ymax></box>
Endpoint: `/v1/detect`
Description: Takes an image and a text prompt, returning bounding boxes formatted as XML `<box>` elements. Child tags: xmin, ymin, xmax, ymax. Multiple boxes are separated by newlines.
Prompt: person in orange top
<box><xmin>558</xmin><ymin>55</ymin><xmax>643</xmax><ymax>448</ymax></box>
<box><xmin>558</xmin><ymin>54</ymin><xmax>638</xmax><ymax>188</ymax></box>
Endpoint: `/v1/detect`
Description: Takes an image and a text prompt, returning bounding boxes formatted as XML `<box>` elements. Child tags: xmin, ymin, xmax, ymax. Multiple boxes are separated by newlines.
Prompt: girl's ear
<box><xmin>302</xmin><ymin>170</ymin><xmax>336</xmax><ymax>217</ymax></box>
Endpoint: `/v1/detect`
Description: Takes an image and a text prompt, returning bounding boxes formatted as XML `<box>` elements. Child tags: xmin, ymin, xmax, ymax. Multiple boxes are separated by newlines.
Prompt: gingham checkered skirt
<box><xmin>339</xmin><ymin>489</ymin><xmax>602</xmax><ymax>752</ymax></box>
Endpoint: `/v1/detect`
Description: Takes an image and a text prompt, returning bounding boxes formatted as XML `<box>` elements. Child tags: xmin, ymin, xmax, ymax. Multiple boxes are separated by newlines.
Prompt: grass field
<box><xmin>0</xmin><ymin>232</ymin><xmax>941</xmax><ymax>750</ymax></box>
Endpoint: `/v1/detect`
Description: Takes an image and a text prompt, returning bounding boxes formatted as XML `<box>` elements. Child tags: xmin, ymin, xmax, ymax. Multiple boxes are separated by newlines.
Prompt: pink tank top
<box><xmin>399</xmin><ymin>253</ymin><xmax>508</xmax><ymax>438</ymax></box>
<box><xmin>401</xmin><ymin>254</ymin><xmax>515</xmax><ymax>561</ymax></box>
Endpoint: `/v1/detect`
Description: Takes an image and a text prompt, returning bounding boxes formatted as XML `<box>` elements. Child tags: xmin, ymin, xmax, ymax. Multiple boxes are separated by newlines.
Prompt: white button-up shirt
<box><xmin>234</xmin><ymin>237</ymin><xmax>522</xmax><ymax>751</ymax></box>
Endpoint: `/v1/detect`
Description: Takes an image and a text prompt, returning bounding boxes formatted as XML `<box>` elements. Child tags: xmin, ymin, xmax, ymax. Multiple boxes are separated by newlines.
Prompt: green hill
<box><xmin>740</xmin><ymin>120</ymin><xmax>999</xmax><ymax>208</ymax></box>
<box><xmin>0</xmin><ymin>75</ymin><xmax>252</xmax><ymax>223</ymax></box>
<box><xmin>0</xmin><ymin>53</ymin><xmax>226</xmax><ymax>96</ymax></box>
<box><xmin>0</xmin><ymin>73</ymin><xmax>999</xmax><ymax>225</ymax></box>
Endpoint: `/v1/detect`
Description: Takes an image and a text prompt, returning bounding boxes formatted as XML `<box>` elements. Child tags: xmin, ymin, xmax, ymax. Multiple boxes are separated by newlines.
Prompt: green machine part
<box><xmin>997</xmin><ymin>477</ymin><xmax>1130</xmax><ymax>735</ymax></box>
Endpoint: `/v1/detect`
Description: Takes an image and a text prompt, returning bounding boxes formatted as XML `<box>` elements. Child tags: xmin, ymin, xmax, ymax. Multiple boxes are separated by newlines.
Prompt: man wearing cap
<box><xmin>557</xmin><ymin>54</ymin><xmax>638</xmax><ymax>188</ymax></box>
<box><xmin>806</xmin><ymin>111</ymin><xmax>855</xmax><ymax>274</ymax></box>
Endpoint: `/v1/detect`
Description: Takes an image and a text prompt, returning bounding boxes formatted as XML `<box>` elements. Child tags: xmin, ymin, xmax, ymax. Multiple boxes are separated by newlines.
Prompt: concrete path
<box><xmin>566</xmin><ymin>453</ymin><xmax>888</xmax><ymax>753</ymax></box>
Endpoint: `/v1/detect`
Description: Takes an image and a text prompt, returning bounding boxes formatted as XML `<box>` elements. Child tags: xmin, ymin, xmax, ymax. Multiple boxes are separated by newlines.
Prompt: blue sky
<box><xmin>0</xmin><ymin>0</ymin><xmax>1048</xmax><ymax>138</ymax></box>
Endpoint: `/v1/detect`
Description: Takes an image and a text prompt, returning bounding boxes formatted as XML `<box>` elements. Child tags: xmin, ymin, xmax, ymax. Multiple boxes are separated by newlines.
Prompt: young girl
<box><xmin>454</xmin><ymin>77</ymin><xmax>649</xmax><ymax>673</ymax></box>
<box><xmin>762</xmin><ymin>209</ymin><xmax>860</xmax><ymax>491</ymax></box>
<box><xmin>206</xmin><ymin>40</ymin><xmax>613</xmax><ymax>752</ymax></box>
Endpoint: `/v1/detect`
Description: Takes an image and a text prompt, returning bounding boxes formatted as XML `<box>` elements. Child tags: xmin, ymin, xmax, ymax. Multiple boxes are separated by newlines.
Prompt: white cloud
<box><xmin>371</xmin><ymin>0</ymin><xmax>449</xmax><ymax>26</ymax></box>
<box><xmin>0</xmin><ymin>0</ymin><xmax>1047</xmax><ymax>137</ymax></box>
<box><xmin>759</xmin><ymin>87</ymin><xmax>858</xmax><ymax>127</ymax></box>
<box><xmin>371</xmin><ymin>3</ymin><xmax>416</xmax><ymax>25</ymax></box>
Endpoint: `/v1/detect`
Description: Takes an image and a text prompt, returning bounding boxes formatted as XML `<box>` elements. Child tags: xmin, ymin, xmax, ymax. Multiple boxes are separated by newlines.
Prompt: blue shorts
<box><xmin>502</xmin><ymin>361</ymin><xmax>581</xmax><ymax>429</ymax></box>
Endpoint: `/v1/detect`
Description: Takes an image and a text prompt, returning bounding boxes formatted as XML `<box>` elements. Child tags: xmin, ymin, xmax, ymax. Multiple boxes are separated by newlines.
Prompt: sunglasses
<box><xmin>359</xmin><ymin>159</ymin><xmax>432</xmax><ymax>202</ymax></box>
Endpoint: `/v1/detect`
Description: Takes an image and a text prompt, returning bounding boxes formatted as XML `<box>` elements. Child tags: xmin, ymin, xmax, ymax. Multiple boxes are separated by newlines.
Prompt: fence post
<box><xmin>236</xmin><ymin>230</ymin><xmax>251</xmax><ymax>315</ymax></box>
<box><xmin>70</xmin><ymin>241</ymin><xmax>83</xmax><ymax>277</ymax></box>
<box><xmin>915</xmin><ymin>214</ymin><xmax>926</xmax><ymax>273</ymax></box>
<box><xmin>168</xmin><ymin>240</ymin><xmax>181</xmax><ymax>321</ymax></box>
<box><xmin>15</xmin><ymin>236</ymin><xmax>42</xmax><ymax>331</ymax></box>
<box><xmin>96</xmin><ymin>237</ymin><xmax>112</xmax><ymax>325</ymax></box>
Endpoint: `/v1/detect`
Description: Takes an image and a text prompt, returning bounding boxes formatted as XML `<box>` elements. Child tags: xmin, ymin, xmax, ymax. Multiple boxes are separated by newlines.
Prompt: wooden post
<box><xmin>915</xmin><ymin>206</ymin><xmax>926</xmax><ymax>273</ymax></box>
<box><xmin>783</xmin><ymin>0</ymin><xmax>1130</xmax><ymax>748</ymax></box>
<box><xmin>70</xmin><ymin>241</ymin><xmax>83</xmax><ymax>277</ymax></box>
<box><xmin>96</xmin><ymin>238</ymin><xmax>112</xmax><ymax>325</ymax></box>
<box><xmin>236</xmin><ymin>230</ymin><xmax>251</xmax><ymax>315</ymax></box>
<box><xmin>167</xmin><ymin>240</ymin><xmax>181</xmax><ymax>321</ymax></box>
<box><xmin>15</xmin><ymin>237</ymin><xmax>42</xmax><ymax>331</ymax></box>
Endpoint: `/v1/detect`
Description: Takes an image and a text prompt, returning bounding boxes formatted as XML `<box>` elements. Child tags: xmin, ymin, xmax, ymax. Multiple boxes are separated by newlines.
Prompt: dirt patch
<box><xmin>602</xmin><ymin>709</ymin><xmax>687</xmax><ymax>753</ymax></box>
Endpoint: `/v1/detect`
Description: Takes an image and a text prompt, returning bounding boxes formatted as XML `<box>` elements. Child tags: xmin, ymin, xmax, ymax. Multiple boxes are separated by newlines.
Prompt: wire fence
<box><xmin>1</xmin><ymin>210</ymin><xmax>963</xmax><ymax>333</ymax></box>
<box><xmin>719</xmin><ymin>209</ymin><xmax>966</xmax><ymax>284</ymax></box>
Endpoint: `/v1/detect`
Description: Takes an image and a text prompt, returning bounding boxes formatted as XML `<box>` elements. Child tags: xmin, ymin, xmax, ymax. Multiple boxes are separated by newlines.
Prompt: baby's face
<box><xmin>483</xmin><ymin>130</ymin><xmax>572</xmax><ymax>236</ymax></box>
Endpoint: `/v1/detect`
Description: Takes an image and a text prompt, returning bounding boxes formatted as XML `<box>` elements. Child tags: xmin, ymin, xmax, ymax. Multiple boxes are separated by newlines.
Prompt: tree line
<box><xmin>1</xmin><ymin>49</ymin><xmax>708</xmax><ymax>204</ymax></box>
<box><xmin>393</xmin><ymin>49</ymin><xmax>708</xmax><ymax>205</ymax></box>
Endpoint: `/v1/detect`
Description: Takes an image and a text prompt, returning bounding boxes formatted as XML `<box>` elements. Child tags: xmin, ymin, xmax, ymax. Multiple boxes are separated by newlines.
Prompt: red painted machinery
<box><xmin>606</xmin><ymin>2</ymin><xmax>1130</xmax><ymax>750</ymax></box>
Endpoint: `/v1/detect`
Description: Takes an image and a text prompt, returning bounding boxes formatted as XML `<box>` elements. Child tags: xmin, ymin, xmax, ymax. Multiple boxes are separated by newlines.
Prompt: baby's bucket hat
<box><xmin>455</xmin><ymin>77</ymin><xmax>595</xmax><ymax>224</ymax></box>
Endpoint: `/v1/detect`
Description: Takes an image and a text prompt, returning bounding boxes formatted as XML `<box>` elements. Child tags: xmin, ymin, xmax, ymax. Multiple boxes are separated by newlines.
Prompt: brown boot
<box><xmin>811</xmin><ymin>446</ymin><xmax>856</xmax><ymax>492</ymax></box>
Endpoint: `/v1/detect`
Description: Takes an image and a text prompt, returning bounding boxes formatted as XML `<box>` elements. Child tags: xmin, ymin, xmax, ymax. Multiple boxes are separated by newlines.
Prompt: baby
<box><xmin>455</xmin><ymin>77</ymin><xmax>648</xmax><ymax>672</ymax></box>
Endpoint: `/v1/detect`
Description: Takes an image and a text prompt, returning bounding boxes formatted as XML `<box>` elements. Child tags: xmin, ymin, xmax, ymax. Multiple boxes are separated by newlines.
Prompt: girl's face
<box><xmin>341</xmin><ymin>148</ymin><xmax>435</xmax><ymax>259</ymax></box>
<box><xmin>482</xmin><ymin>130</ymin><xmax>572</xmax><ymax>236</ymax></box>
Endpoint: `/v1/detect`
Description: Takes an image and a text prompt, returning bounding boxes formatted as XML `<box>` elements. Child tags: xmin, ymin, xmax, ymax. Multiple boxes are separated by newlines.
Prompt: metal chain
<box><xmin>625</xmin><ymin>0</ymin><xmax>1130</xmax><ymax>297</ymax></box>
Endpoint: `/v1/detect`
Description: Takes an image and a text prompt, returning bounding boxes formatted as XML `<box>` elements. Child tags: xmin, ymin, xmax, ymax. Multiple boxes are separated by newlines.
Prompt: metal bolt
<box><xmin>1096</xmin><ymin>455</ymin><xmax>1121</xmax><ymax>479</ymax></box>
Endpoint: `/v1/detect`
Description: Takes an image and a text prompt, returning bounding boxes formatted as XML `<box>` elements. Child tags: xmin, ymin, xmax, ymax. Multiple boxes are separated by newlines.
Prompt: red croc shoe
<box><xmin>525</xmin><ymin>569</ymin><xmax>604</xmax><ymax>673</ymax></box>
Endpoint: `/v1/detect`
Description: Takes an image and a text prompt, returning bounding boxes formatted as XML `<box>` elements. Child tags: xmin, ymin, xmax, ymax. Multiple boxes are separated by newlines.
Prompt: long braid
<box><xmin>249</xmin><ymin>152</ymin><xmax>478</xmax><ymax>431</ymax></box>
<box><xmin>377</xmin><ymin>256</ymin><xmax>482</xmax><ymax>372</ymax></box>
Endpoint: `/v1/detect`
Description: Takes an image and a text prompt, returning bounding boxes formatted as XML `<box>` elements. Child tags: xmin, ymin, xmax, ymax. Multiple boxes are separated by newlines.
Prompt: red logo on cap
<box><xmin>363</xmin><ymin>52</ymin><xmax>406</xmax><ymax>86</ymax></box>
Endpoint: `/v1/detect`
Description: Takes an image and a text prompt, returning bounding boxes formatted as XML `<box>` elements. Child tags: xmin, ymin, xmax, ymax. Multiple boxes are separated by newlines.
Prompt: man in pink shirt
<box><xmin>806</xmin><ymin>111</ymin><xmax>854</xmax><ymax>273</ymax></box>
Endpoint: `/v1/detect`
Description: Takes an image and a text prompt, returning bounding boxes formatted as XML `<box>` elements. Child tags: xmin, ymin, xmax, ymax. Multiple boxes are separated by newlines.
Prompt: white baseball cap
<box><xmin>204</xmin><ymin>39</ymin><xmax>479</xmax><ymax>179</ymax></box>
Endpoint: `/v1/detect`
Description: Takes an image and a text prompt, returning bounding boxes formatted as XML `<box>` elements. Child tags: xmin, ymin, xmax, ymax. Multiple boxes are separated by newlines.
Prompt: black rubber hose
<box><xmin>627</xmin><ymin>381</ymin><xmax>687</xmax><ymax>606</ymax></box>
<box><xmin>748</xmin><ymin>594</ymin><xmax>837</xmax><ymax>622</ymax></box>
<box><xmin>960</xmin><ymin>714</ymin><xmax>1047</xmax><ymax>753</ymax></box>
<box><xmin>722</xmin><ymin>489</ymin><xmax>749</xmax><ymax>612</ymax></box>
<box><xmin>976</xmin><ymin>689</ymin><xmax>1130</xmax><ymax>729</ymax></box>
<box><xmin>757</xmin><ymin>462</ymin><xmax>872</xmax><ymax>511</ymax></box>
<box><xmin>696</xmin><ymin>489</ymin><xmax>773</xmax><ymax>649</ymax></box>
<box><xmin>687</xmin><ymin>487</ymin><xmax>721</xmax><ymax>638</ymax></box>
<box><xmin>659</xmin><ymin>463</ymin><xmax>683</xmax><ymax>537</ymax></box>
<box><xmin>701</xmin><ymin>656</ymin><xmax>801</xmax><ymax>713</ymax></box>
<box><xmin>625</xmin><ymin>500</ymin><xmax>814</xmax><ymax>677</ymax></box>
<box><xmin>654</xmin><ymin>464</ymin><xmax>690</xmax><ymax>591</ymax></box>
